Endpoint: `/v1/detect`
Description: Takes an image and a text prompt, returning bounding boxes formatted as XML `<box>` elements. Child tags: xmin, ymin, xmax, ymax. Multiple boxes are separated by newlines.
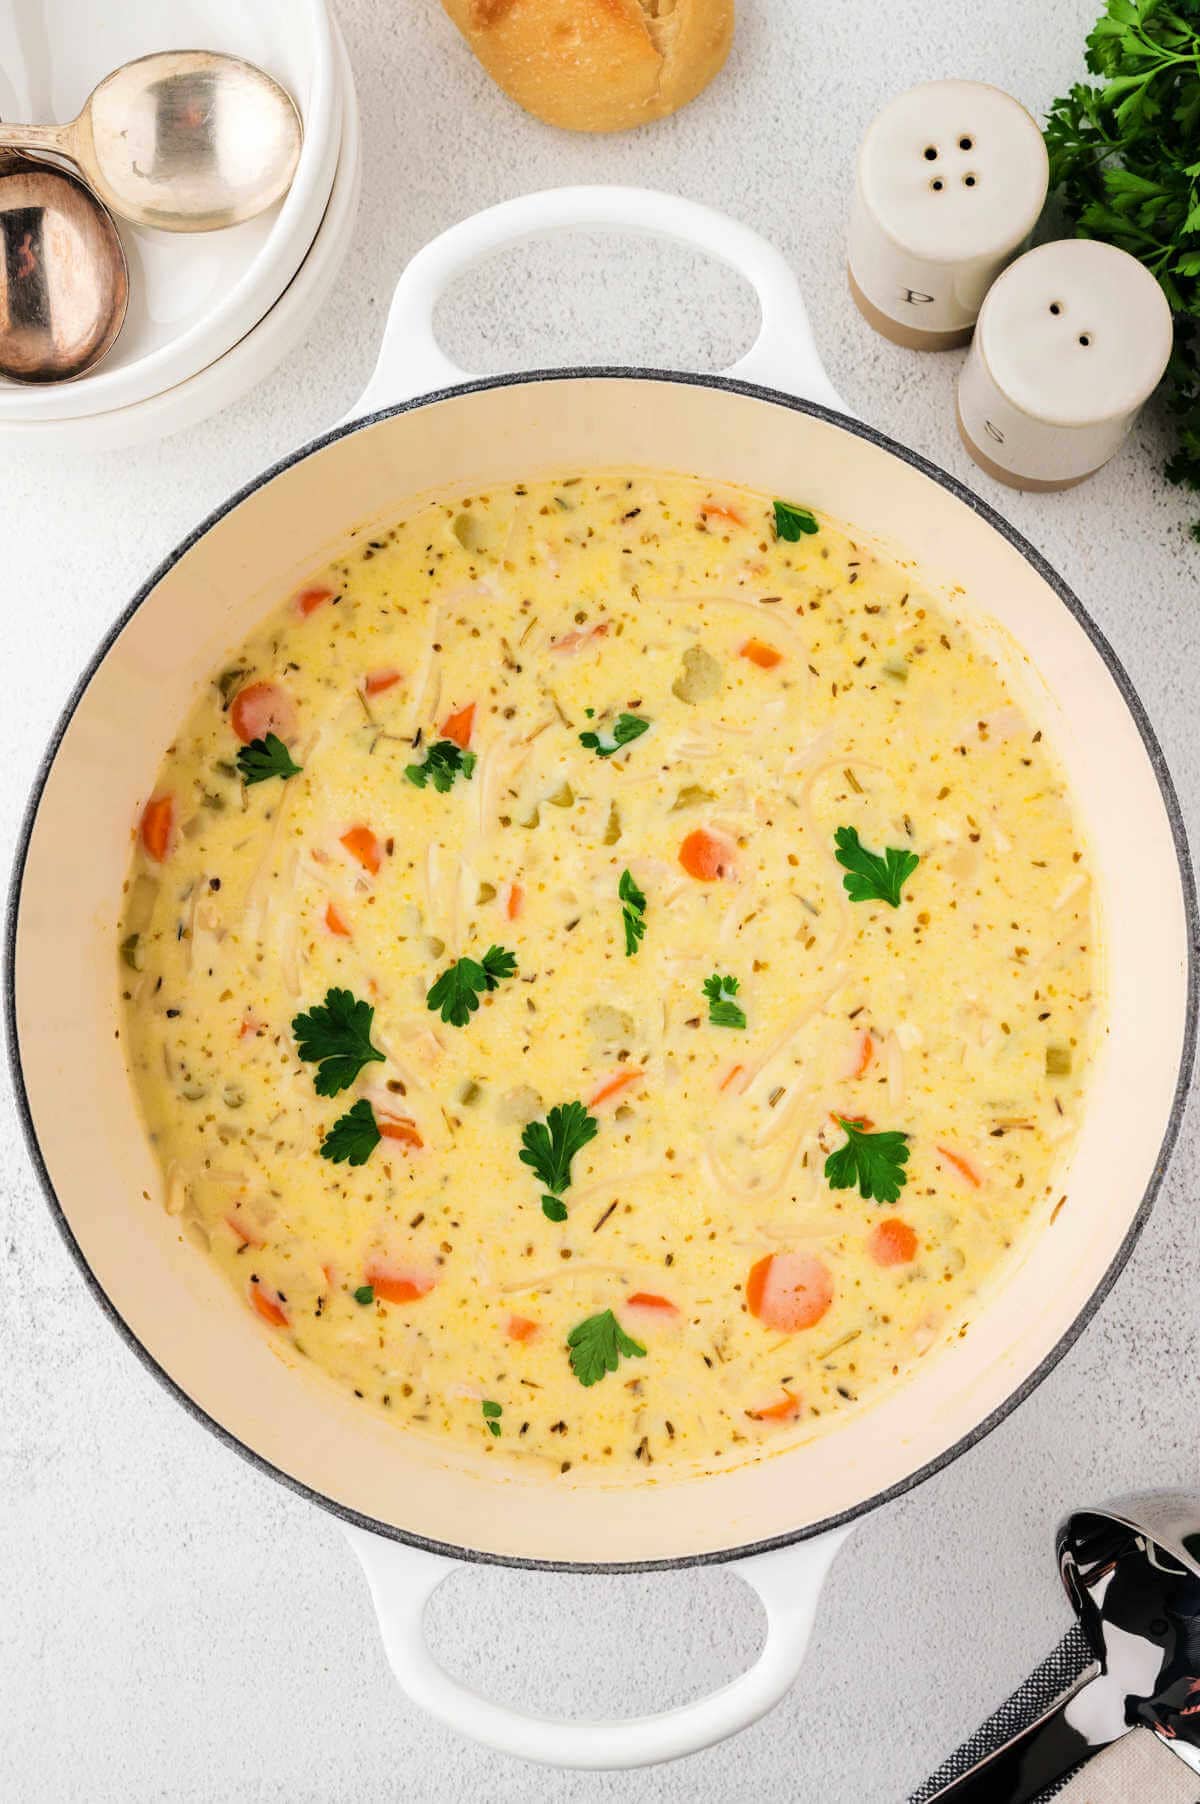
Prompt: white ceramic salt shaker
<box><xmin>957</xmin><ymin>238</ymin><xmax>1174</xmax><ymax>490</ymax></box>
<box><xmin>848</xmin><ymin>80</ymin><xmax>1048</xmax><ymax>349</ymax></box>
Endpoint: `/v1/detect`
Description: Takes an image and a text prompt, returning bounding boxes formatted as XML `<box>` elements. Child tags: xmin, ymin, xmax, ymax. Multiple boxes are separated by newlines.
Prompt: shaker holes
<box><xmin>959</xmin><ymin>135</ymin><xmax>974</xmax><ymax>150</ymax></box>
<box><xmin>1078</xmin><ymin>334</ymin><xmax>1092</xmax><ymax>346</ymax></box>
<box><xmin>1049</xmin><ymin>302</ymin><xmax>1062</xmax><ymax>315</ymax></box>
<box><xmin>963</xmin><ymin>174</ymin><xmax>977</xmax><ymax>187</ymax></box>
<box><xmin>924</xmin><ymin>145</ymin><xmax>938</xmax><ymax>160</ymax></box>
<box><xmin>931</xmin><ymin>179</ymin><xmax>944</xmax><ymax>192</ymax></box>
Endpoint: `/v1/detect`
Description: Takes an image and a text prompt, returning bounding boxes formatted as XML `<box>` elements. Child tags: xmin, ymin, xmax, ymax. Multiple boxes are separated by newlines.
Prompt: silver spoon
<box><xmin>0</xmin><ymin>155</ymin><xmax>128</xmax><ymax>382</ymax></box>
<box><xmin>929</xmin><ymin>1492</ymin><xmax>1200</xmax><ymax>1800</ymax></box>
<box><xmin>0</xmin><ymin>50</ymin><xmax>302</xmax><ymax>233</ymax></box>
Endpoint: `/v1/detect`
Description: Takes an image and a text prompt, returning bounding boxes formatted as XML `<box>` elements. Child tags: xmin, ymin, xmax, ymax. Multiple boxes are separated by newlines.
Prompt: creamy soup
<box><xmin>119</xmin><ymin>473</ymin><xmax>1100</xmax><ymax>1476</ymax></box>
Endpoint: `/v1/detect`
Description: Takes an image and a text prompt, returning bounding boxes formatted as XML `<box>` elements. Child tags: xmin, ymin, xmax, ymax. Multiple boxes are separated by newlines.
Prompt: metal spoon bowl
<box><xmin>0</xmin><ymin>51</ymin><xmax>302</xmax><ymax>233</ymax></box>
<box><xmin>930</xmin><ymin>1492</ymin><xmax>1200</xmax><ymax>1800</ymax></box>
<box><xmin>0</xmin><ymin>157</ymin><xmax>128</xmax><ymax>382</ymax></box>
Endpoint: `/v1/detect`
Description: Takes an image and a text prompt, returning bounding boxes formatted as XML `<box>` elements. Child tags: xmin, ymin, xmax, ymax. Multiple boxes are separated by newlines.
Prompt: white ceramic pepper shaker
<box><xmin>957</xmin><ymin>238</ymin><xmax>1174</xmax><ymax>490</ymax></box>
<box><xmin>848</xmin><ymin>80</ymin><xmax>1048</xmax><ymax>350</ymax></box>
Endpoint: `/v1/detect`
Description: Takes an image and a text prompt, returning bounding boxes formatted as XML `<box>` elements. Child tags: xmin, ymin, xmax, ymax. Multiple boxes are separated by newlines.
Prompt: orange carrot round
<box><xmin>325</xmin><ymin>902</ymin><xmax>351</xmax><ymax>938</ymax></box>
<box><xmin>250</xmin><ymin>1283</ymin><xmax>288</xmax><ymax>1327</ymax></box>
<box><xmin>747</xmin><ymin>1390</ymin><xmax>802</xmax><ymax>1422</ymax></box>
<box><xmin>366</xmin><ymin>1268</ymin><xmax>434</xmax><ymax>1305</ymax></box>
<box><xmin>441</xmin><ymin>703</ymin><xmax>476</xmax><ymax>749</ymax></box>
<box><xmin>700</xmin><ymin>501</ymin><xmax>745</xmax><ymax>527</ymax></box>
<box><xmin>679</xmin><ymin>827</ymin><xmax>735</xmax><ymax>882</ymax></box>
<box><xmin>937</xmin><ymin>1145</ymin><xmax>983</xmax><ymax>1187</ymax></box>
<box><xmin>506</xmin><ymin>1314</ymin><xmax>540</xmax><ymax>1342</ymax></box>
<box><xmin>626</xmin><ymin>1292</ymin><xmax>678</xmax><ymax>1314</ymax></box>
<box><xmin>294</xmin><ymin>585</ymin><xmax>334</xmax><ymax>618</ymax></box>
<box><xmin>869</xmin><ymin>1218</ymin><xmax>919</xmax><ymax>1266</ymax></box>
<box><xmin>746</xmin><ymin>1252</ymin><xmax>833</xmax><ymax>1333</ymax></box>
<box><xmin>588</xmin><ymin>1067</ymin><xmax>644</xmax><ymax>1108</ymax></box>
<box><xmin>363</xmin><ymin>667</ymin><xmax>402</xmax><ymax>697</ymax></box>
<box><xmin>139</xmin><ymin>794</ymin><xmax>174</xmax><ymax>863</ymax></box>
<box><xmin>506</xmin><ymin>882</ymin><xmax>524</xmax><ymax>921</ymax></box>
<box><xmin>230</xmin><ymin>681</ymin><xmax>297</xmax><ymax>746</ymax></box>
<box><xmin>740</xmin><ymin>638</ymin><xmax>783</xmax><ymax>670</ymax></box>
<box><xmin>340</xmin><ymin>825</ymin><xmax>381</xmax><ymax>874</ymax></box>
<box><xmin>377</xmin><ymin>1116</ymin><xmax>423</xmax><ymax>1150</ymax></box>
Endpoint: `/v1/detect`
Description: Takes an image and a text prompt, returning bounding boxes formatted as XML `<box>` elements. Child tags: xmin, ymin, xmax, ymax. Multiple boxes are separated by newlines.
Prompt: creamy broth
<box><xmin>119</xmin><ymin>474</ymin><xmax>1100</xmax><ymax>1476</ymax></box>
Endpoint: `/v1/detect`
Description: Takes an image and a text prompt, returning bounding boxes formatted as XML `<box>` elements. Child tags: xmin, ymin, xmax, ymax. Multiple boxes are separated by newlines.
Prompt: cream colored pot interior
<box><xmin>13</xmin><ymin>377</ymin><xmax>1191</xmax><ymax>1564</ymax></box>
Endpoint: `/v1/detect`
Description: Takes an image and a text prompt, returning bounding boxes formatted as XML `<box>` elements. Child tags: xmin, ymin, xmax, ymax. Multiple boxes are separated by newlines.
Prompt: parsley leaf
<box><xmin>618</xmin><ymin>868</ymin><xmax>647</xmax><ymax>957</ymax></box>
<box><xmin>321</xmin><ymin>1098</ymin><xmax>382</xmax><ymax>1166</ymax></box>
<box><xmin>354</xmin><ymin>1284</ymin><xmax>375</xmax><ymax>1305</ymax></box>
<box><xmin>703</xmin><ymin>972</ymin><xmax>747</xmax><ymax>1029</ymax></box>
<box><xmin>426</xmin><ymin>945</ymin><xmax>518</xmax><ymax>1027</ymax></box>
<box><xmin>519</xmin><ymin>1100</ymin><xmax>598</xmax><ymax>1220</ymax></box>
<box><xmin>579</xmin><ymin>713</ymin><xmax>650</xmax><ymax>758</ymax></box>
<box><xmin>773</xmin><ymin>500</ymin><xmax>819</xmax><ymax>541</ymax></box>
<box><xmin>825</xmin><ymin>1116</ymin><xmax>910</xmax><ymax>1205</ymax></box>
<box><xmin>405</xmin><ymin>739</ymin><xmax>477</xmax><ymax>791</ymax></box>
<box><xmin>567</xmin><ymin>1309</ymin><xmax>647</xmax><ymax>1387</ymax></box>
<box><xmin>834</xmin><ymin>826</ymin><xmax>919</xmax><ymax>908</ymax></box>
<box><xmin>482</xmin><ymin>1399</ymin><xmax>502</xmax><ymax>1437</ymax></box>
<box><xmin>1046</xmin><ymin>1</ymin><xmax>1200</xmax><ymax>532</ymax></box>
<box><xmin>292</xmin><ymin>987</ymin><xmax>385</xmax><ymax>1096</ymax></box>
<box><xmin>236</xmin><ymin>732</ymin><xmax>303</xmax><ymax>786</ymax></box>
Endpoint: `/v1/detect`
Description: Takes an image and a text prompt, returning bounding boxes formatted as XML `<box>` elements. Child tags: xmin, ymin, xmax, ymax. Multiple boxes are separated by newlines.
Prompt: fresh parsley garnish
<box><xmin>482</xmin><ymin>1399</ymin><xmax>502</xmax><ymax>1438</ymax></box>
<box><xmin>704</xmin><ymin>973</ymin><xmax>747</xmax><ymax>1029</ymax></box>
<box><xmin>567</xmin><ymin>1309</ymin><xmax>647</xmax><ymax>1387</ymax></box>
<box><xmin>519</xmin><ymin>1100</ymin><xmax>598</xmax><ymax>1221</ymax></box>
<box><xmin>825</xmin><ymin>1116</ymin><xmax>910</xmax><ymax>1205</ymax></box>
<box><xmin>773</xmin><ymin>500</ymin><xmax>819</xmax><ymax>541</ymax></box>
<box><xmin>292</xmin><ymin>987</ymin><xmax>385</xmax><ymax>1096</ymax></box>
<box><xmin>618</xmin><ymin>868</ymin><xmax>646</xmax><ymax>957</ymax></box>
<box><xmin>579</xmin><ymin>713</ymin><xmax>650</xmax><ymax>758</ymax></box>
<box><xmin>354</xmin><ymin>1284</ymin><xmax>375</xmax><ymax>1305</ymax></box>
<box><xmin>1045</xmin><ymin>1</ymin><xmax>1200</xmax><ymax>535</ymax></box>
<box><xmin>236</xmin><ymin>732</ymin><xmax>303</xmax><ymax>786</ymax></box>
<box><xmin>834</xmin><ymin>826</ymin><xmax>919</xmax><ymax>908</ymax></box>
<box><xmin>405</xmin><ymin>739</ymin><xmax>477</xmax><ymax>791</ymax></box>
<box><xmin>426</xmin><ymin>945</ymin><xmax>518</xmax><ymax>1027</ymax></box>
<box><xmin>321</xmin><ymin>1098</ymin><xmax>381</xmax><ymax>1166</ymax></box>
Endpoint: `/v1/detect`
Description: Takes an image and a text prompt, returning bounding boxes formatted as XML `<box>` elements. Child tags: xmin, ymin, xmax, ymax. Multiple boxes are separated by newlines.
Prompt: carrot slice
<box><xmin>679</xmin><ymin>827</ymin><xmax>735</xmax><ymax>882</ymax></box>
<box><xmin>507</xmin><ymin>1314</ymin><xmax>540</xmax><ymax>1343</ymax></box>
<box><xmin>364</xmin><ymin>667</ymin><xmax>402</xmax><ymax>697</ymax></box>
<box><xmin>937</xmin><ymin>1144</ymin><xmax>983</xmax><ymax>1187</ymax></box>
<box><xmin>747</xmin><ymin>1390</ymin><xmax>802</xmax><ymax>1422</ymax></box>
<box><xmin>340</xmin><ymin>825</ymin><xmax>381</xmax><ymax>874</ymax></box>
<box><xmin>626</xmin><ymin>1292</ymin><xmax>678</xmax><ymax>1314</ymax></box>
<box><xmin>700</xmin><ymin>501</ymin><xmax>745</xmax><ymax>527</ymax></box>
<box><xmin>325</xmin><ymin>902</ymin><xmax>351</xmax><ymax>938</ymax></box>
<box><xmin>225</xmin><ymin>1214</ymin><xmax>263</xmax><ymax>1249</ymax></box>
<box><xmin>250</xmin><ymin>1284</ymin><xmax>288</xmax><ymax>1327</ymax></box>
<box><xmin>230</xmin><ymin>680</ymin><xmax>298</xmax><ymax>746</ymax></box>
<box><xmin>852</xmin><ymin>1031</ymin><xmax>875</xmax><ymax>1080</ymax></box>
<box><xmin>377</xmin><ymin>1116</ymin><xmax>423</xmax><ymax>1150</ymax></box>
<box><xmin>869</xmin><ymin>1218</ymin><xmax>919</xmax><ymax>1266</ymax></box>
<box><xmin>746</xmin><ymin>1252</ymin><xmax>834</xmax><ymax>1333</ymax></box>
<box><xmin>740</xmin><ymin>638</ymin><xmax>783</xmax><ymax>670</ymax></box>
<box><xmin>139</xmin><ymin>795</ymin><xmax>174</xmax><ymax>863</ymax></box>
<box><xmin>365</xmin><ymin>1268</ymin><xmax>434</xmax><ymax>1305</ymax></box>
<box><xmin>440</xmin><ymin>703</ymin><xmax>476</xmax><ymax>749</ymax></box>
<box><xmin>506</xmin><ymin>882</ymin><xmax>524</xmax><ymax>921</ymax></box>
<box><xmin>588</xmin><ymin>1067</ymin><xmax>644</xmax><ymax>1108</ymax></box>
<box><xmin>550</xmin><ymin>622</ymin><xmax>610</xmax><ymax>653</ymax></box>
<box><xmin>719</xmin><ymin>1063</ymin><xmax>746</xmax><ymax>1093</ymax></box>
<box><xmin>294</xmin><ymin>585</ymin><xmax>334</xmax><ymax>618</ymax></box>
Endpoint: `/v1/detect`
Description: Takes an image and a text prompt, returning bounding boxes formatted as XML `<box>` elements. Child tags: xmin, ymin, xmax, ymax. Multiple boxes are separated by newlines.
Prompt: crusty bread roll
<box><xmin>441</xmin><ymin>0</ymin><xmax>734</xmax><ymax>133</ymax></box>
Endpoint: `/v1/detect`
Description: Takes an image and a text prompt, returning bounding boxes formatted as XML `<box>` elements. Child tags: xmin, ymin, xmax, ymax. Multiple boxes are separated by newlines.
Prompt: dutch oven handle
<box><xmin>346</xmin><ymin>1524</ymin><xmax>850</xmax><ymax>1769</ymax></box>
<box><xmin>344</xmin><ymin>184</ymin><xmax>852</xmax><ymax>418</ymax></box>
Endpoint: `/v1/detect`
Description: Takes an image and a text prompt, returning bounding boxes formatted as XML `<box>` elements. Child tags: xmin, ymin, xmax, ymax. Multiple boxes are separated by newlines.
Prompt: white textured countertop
<box><xmin>3</xmin><ymin>2</ymin><xmax>1198</xmax><ymax>1798</ymax></box>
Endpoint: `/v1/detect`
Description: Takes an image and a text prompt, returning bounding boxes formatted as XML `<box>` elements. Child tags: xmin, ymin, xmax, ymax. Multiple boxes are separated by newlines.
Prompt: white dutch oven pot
<box><xmin>8</xmin><ymin>189</ymin><xmax>1196</xmax><ymax>1771</ymax></box>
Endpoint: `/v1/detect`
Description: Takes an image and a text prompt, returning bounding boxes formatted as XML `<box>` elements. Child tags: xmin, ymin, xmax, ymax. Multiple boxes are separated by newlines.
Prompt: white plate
<box><xmin>0</xmin><ymin>0</ymin><xmax>338</xmax><ymax>420</ymax></box>
<box><xmin>0</xmin><ymin>19</ymin><xmax>360</xmax><ymax>452</ymax></box>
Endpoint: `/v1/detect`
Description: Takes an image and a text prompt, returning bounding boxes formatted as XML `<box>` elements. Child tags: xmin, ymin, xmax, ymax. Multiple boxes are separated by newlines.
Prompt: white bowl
<box><xmin>0</xmin><ymin>0</ymin><xmax>338</xmax><ymax>421</ymax></box>
<box><xmin>0</xmin><ymin>21</ymin><xmax>360</xmax><ymax>452</ymax></box>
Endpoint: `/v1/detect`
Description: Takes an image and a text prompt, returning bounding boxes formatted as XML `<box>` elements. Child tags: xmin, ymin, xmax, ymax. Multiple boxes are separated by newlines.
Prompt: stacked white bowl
<box><xmin>0</xmin><ymin>0</ymin><xmax>360</xmax><ymax>448</ymax></box>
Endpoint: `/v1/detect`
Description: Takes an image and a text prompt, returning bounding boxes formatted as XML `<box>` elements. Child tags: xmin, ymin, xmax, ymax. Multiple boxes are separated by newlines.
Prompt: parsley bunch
<box><xmin>292</xmin><ymin>988</ymin><xmax>384</xmax><ymax>1096</ymax></box>
<box><xmin>567</xmin><ymin>1309</ymin><xmax>646</xmax><ymax>1387</ymax></box>
<box><xmin>618</xmin><ymin>868</ymin><xmax>647</xmax><ymax>957</ymax></box>
<box><xmin>236</xmin><ymin>733</ymin><xmax>302</xmax><ymax>786</ymax></box>
<box><xmin>426</xmin><ymin>946</ymin><xmax>517</xmax><ymax>1027</ymax></box>
<box><xmin>773</xmin><ymin>500</ymin><xmax>819</xmax><ymax>541</ymax></box>
<box><xmin>835</xmin><ymin>826</ymin><xmax>919</xmax><ymax>909</ymax></box>
<box><xmin>1045</xmin><ymin>0</ymin><xmax>1200</xmax><ymax>534</ymax></box>
<box><xmin>579</xmin><ymin>713</ymin><xmax>650</xmax><ymax>758</ymax></box>
<box><xmin>704</xmin><ymin>973</ymin><xmax>746</xmax><ymax>1028</ymax></box>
